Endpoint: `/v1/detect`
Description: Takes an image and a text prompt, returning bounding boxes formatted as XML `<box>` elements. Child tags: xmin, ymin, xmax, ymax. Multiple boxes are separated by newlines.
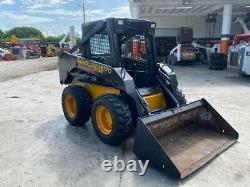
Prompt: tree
<box><xmin>40</xmin><ymin>35</ymin><xmax>81</xmax><ymax>44</ymax></box>
<box><xmin>40</xmin><ymin>35</ymin><xmax>65</xmax><ymax>43</ymax></box>
<box><xmin>5</xmin><ymin>27</ymin><xmax>44</xmax><ymax>39</ymax></box>
<box><xmin>0</xmin><ymin>29</ymin><xmax>4</xmax><ymax>39</ymax></box>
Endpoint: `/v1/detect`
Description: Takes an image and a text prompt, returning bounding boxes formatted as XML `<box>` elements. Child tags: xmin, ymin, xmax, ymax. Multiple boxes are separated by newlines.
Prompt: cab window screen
<box><xmin>90</xmin><ymin>34</ymin><xmax>110</xmax><ymax>55</ymax></box>
<box><xmin>121</xmin><ymin>35</ymin><xmax>148</xmax><ymax>62</ymax></box>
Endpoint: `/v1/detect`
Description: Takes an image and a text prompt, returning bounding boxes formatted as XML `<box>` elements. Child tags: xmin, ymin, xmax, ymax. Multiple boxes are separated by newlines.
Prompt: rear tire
<box><xmin>62</xmin><ymin>85</ymin><xmax>92</xmax><ymax>126</ymax></box>
<box><xmin>91</xmin><ymin>94</ymin><xmax>132</xmax><ymax>145</ymax></box>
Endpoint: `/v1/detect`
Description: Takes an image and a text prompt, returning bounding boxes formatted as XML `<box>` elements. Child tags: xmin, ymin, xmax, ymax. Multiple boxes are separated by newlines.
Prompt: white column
<box><xmin>221</xmin><ymin>4</ymin><xmax>232</xmax><ymax>36</ymax></box>
<box><xmin>220</xmin><ymin>4</ymin><xmax>232</xmax><ymax>54</ymax></box>
<box><xmin>69</xmin><ymin>26</ymin><xmax>76</xmax><ymax>49</ymax></box>
<box><xmin>132</xmin><ymin>5</ymin><xmax>140</xmax><ymax>19</ymax></box>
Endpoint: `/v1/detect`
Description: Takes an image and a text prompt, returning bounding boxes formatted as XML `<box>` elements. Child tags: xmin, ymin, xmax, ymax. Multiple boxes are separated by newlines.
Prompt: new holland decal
<box><xmin>77</xmin><ymin>58</ymin><xmax>112</xmax><ymax>74</ymax></box>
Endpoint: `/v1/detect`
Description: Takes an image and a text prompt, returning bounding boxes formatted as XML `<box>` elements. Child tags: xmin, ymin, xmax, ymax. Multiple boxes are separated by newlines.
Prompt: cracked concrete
<box><xmin>0</xmin><ymin>59</ymin><xmax>249</xmax><ymax>187</ymax></box>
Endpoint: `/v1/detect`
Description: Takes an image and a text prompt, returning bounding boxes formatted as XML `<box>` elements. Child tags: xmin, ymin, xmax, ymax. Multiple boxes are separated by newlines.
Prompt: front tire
<box><xmin>91</xmin><ymin>94</ymin><xmax>132</xmax><ymax>145</ymax></box>
<box><xmin>62</xmin><ymin>85</ymin><xmax>92</xmax><ymax>126</ymax></box>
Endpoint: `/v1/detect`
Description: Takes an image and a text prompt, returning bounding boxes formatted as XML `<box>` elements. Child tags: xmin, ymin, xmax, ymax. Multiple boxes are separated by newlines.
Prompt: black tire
<box><xmin>175</xmin><ymin>88</ymin><xmax>187</xmax><ymax>105</ymax></box>
<box><xmin>209</xmin><ymin>53</ymin><xmax>227</xmax><ymax>70</ymax></box>
<box><xmin>91</xmin><ymin>94</ymin><xmax>132</xmax><ymax>145</ymax></box>
<box><xmin>62</xmin><ymin>85</ymin><xmax>92</xmax><ymax>126</ymax></box>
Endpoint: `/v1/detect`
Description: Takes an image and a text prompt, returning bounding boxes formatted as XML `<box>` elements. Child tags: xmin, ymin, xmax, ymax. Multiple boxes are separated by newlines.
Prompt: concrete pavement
<box><xmin>0</xmin><ymin>62</ymin><xmax>249</xmax><ymax>187</ymax></box>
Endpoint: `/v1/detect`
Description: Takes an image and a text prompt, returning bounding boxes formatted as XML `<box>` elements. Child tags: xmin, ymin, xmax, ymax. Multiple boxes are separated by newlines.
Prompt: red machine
<box><xmin>21</xmin><ymin>43</ymin><xmax>41</xmax><ymax>59</ymax></box>
<box><xmin>232</xmin><ymin>34</ymin><xmax>250</xmax><ymax>46</ymax></box>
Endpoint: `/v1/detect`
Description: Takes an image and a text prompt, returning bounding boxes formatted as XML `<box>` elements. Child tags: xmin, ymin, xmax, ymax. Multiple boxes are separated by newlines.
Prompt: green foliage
<box><xmin>76</xmin><ymin>37</ymin><xmax>81</xmax><ymax>44</ymax></box>
<box><xmin>0</xmin><ymin>27</ymin><xmax>81</xmax><ymax>44</ymax></box>
<box><xmin>5</xmin><ymin>27</ymin><xmax>44</xmax><ymax>39</ymax></box>
<box><xmin>40</xmin><ymin>35</ymin><xmax>81</xmax><ymax>44</ymax></box>
<box><xmin>40</xmin><ymin>35</ymin><xmax>67</xmax><ymax>43</ymax></box>
<box><xmin>0</xmin><ymin>29</ymin><xmax>5</xmax><ymax>39</ymax></box>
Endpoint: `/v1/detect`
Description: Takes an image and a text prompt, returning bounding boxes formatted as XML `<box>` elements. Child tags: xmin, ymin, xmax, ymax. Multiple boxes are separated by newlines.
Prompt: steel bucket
<box><xmin>134</xmin><ymin>99</ymin><xmax>239</xmax><ymax>178</ymax></box>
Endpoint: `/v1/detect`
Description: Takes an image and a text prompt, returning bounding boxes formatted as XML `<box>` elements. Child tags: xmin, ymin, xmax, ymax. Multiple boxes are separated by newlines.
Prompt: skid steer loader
<box><xmin>58</xmin><ymin>18</ymin><xmax>239</xmax><ymax>179</ymax></box>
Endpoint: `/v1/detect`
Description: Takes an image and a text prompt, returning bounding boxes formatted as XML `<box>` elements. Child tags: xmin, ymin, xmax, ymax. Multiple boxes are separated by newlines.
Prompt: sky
<box><xmin>0</xmin><ymin>0</ymin><xmax>131</xmax><ymax>36</ymax></box>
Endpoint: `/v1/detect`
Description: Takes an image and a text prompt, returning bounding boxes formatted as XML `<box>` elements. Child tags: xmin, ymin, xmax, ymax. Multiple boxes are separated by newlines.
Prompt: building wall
<box><xmin>142</xmin><ymin>15</ymin><xmax>242</xmax><ymax>38</ymax></box>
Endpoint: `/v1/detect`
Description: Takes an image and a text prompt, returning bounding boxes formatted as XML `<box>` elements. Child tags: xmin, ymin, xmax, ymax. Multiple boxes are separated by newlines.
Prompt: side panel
<box><xmin>242</xmin><ymin>46</ymin><xmax>250</xmax><ymax>75</ymax></box>
<box><xmin>58</xmin><ymin>52</ymin><xmax>144</xmax><ymax>116</ymax></box>
<box><xmin>58</xmin><ymin>52</ymin><xmax>77</xmax><ymax>84</ymax></box>
<box><xmin>75</xmin><ymin>83</ymin><xmax>120</xmax><ymax>100</ymax></box>
<box><xmin>143</xmin><ymin>92</ymin><xmax>166</xmax><ymax>111</ymax></box>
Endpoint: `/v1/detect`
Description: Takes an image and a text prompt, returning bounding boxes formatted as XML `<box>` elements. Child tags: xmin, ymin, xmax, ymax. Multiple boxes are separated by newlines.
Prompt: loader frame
<box><xmin>58</xmin><ymin>18</ymin><xmax>239</xmax><ymax>179</ymax></box>
<box><xmin>59</xmin><ymin>52</ymin><xmax>179</xmax><ymax>118</ymax></box>
<box><xmin>59</xmin><ymin>18</ymin><xmax>181</xmax><ymax>119</ymax></box>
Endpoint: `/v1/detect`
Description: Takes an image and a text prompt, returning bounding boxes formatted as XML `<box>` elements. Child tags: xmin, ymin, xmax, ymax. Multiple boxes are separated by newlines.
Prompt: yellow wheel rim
<box><xmin>64</xmin><ymin>94</ymin><xmax>77</xmax><ymax>118</ymax></box>
<box><xmin>96</xmin><ymin>105</ymin><xmax>113</xmax><ymax>135</ymax></box>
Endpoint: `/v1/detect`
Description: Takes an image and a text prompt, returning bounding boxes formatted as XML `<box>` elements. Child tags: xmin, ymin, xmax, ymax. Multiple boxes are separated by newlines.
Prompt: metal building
<box><xmin>129</xmin><ymin>0</ymin><xmax>250</xmax><ymax>57</ymax></box>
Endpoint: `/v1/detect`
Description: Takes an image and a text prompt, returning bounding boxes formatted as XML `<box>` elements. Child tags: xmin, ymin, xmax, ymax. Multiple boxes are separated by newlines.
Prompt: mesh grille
<box><xmin>90</xmin><ymin>34</ymin><xmax>110</xmax><ymax>55</ymax></box>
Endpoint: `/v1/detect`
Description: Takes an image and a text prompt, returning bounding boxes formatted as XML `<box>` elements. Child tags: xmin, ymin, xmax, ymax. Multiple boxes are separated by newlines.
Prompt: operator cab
<box><xmin>81</xmin><ymin>18</ymin><xmax>157</xmax><ymax>88</ymax></box>
<box><xmin>120</xmin><ymin>33</ymin><xmax>155</xmax><ymax>87</ymax></box>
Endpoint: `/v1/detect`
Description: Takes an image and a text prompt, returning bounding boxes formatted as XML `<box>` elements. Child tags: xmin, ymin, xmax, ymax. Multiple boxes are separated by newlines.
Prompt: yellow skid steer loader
<box><xmin>58</xmin><ymin>18</ymin><xmax>239</xmax><ymax>178</ymax></box>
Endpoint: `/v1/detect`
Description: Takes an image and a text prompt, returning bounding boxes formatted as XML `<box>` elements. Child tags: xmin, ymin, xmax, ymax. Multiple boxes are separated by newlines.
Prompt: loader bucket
<box><xmin>134</xmin><ymin>99</ymin><xmax>239</xmax><ymax>179</ymax></box>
